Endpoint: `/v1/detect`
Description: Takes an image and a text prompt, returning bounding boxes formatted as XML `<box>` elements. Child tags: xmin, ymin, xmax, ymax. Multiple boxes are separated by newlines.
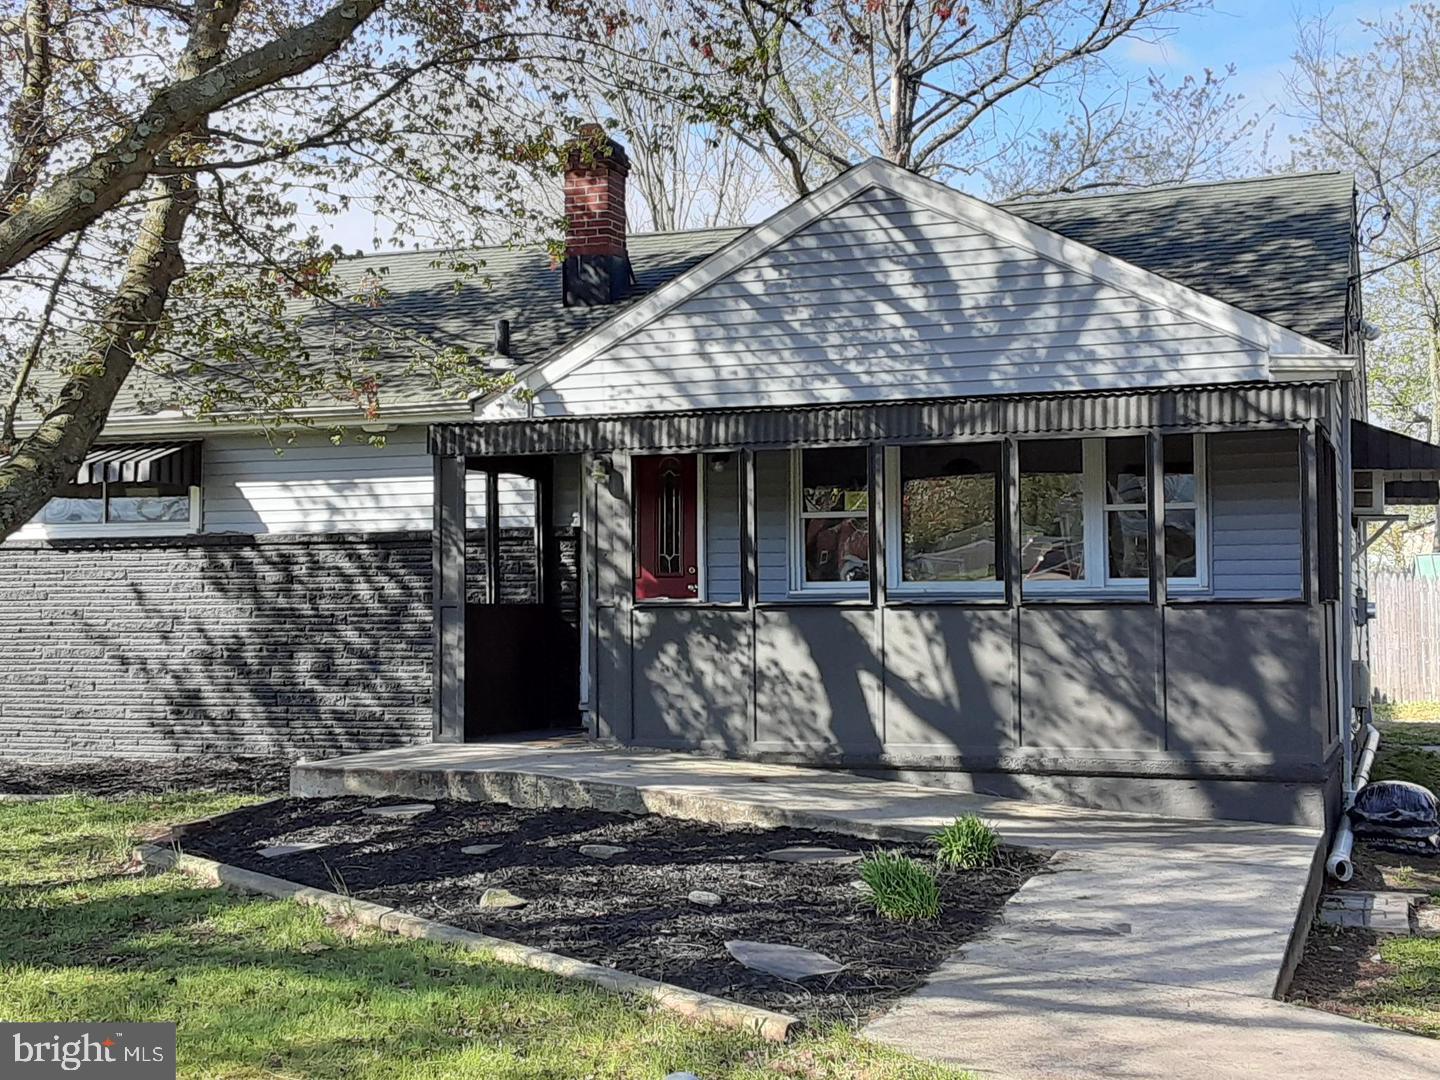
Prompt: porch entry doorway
<box><xmin>465</xmin><ymin>457</ymin><xmax>580</xmax><ymax>740</ymax></box>
<box><xmin>635</xmin><ymin>454</ymin><xmax>699</xmax><ymax>600</ymax></box>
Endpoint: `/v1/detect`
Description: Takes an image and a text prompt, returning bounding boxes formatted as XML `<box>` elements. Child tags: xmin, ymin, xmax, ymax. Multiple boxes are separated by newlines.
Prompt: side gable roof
<box><xmin>488</xmin><ymin>159</ymin><xmax>1350</xmax><ymax>418</ymax></box>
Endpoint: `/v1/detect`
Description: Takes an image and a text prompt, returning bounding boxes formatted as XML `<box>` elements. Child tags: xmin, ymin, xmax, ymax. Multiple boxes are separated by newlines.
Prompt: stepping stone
<box><xmin>257</xmin><ymin>842</ymin><xmax>325</xmax><ymax>858</ymax></box>
<box><xmin>461</xmin><ymin>843</ymin><xmax>502</xmax><ymax>857</ymax></box>
<box><xmin>725</xmin><ymin>940</ymin><xmax>845</xmax><ymax>980</ymax></box>
<box><xmin>1319</xmin><ymin>890</ymin><xmax>1414</xmax><ymax>934</ymax></box>
<box><xmin>362</xmin><ymin>803</ymin><xmax>434</xmax><ymax>820</ymax></box>
<box><xmin>479</xmin><ymin>887</ymin><xmax>527</xmax><ymax>910</ymax></box>
<box><xmin>763</xmin><ymin>846</ymin><xmax>863</xmax><ymax>865</ymax></box>
<box><xmin>579</xmin><ymin>844</ymin><xmax>626</xmax><ymax>860</ymax></box>
<box><xmin>688</xmin><ymin>890</ymin><xmax>723</xmax><ymax>907</ymax></box>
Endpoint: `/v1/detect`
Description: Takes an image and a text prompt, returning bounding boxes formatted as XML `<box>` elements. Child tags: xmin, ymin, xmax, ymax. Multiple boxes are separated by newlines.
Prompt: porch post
<box><xmin>433</xmin><ymin>453</ymin><xmax>467</xmax><ymax>743</ymax></box>
<box><xmin>1146</xmin><ymin>432</ymin><xmax>1167</xmax><ymax>607</ymax></box>
<box><xmin>740</xmin><ymin>448</ymin><xmax>759</xmax><ymax>606</ymax></box>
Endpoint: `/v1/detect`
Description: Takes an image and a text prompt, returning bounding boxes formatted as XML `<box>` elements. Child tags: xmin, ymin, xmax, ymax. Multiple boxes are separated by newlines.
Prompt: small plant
<box><xmin>932</xmin><ymin>814</ymin><xmax>1000</xmax><ymax>870</ymax></box>
<box><xmin>858</xmin><ymin>850</ymin><xmax>941</xmax><ymax>921</ymax></box>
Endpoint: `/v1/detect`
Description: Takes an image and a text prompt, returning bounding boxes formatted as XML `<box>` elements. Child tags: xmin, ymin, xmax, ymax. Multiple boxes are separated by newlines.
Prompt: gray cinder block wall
<box><xmin>0</xmin><ymin>529</ymin><xmax>577</xmax><ymax>760</ymax></box>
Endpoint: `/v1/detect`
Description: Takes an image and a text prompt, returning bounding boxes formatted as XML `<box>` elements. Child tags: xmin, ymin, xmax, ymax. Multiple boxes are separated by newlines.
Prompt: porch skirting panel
<box><xmin>601</xmin><ymin>602</ymin><xmax>1330</xmax><ymax>784</ymax></box>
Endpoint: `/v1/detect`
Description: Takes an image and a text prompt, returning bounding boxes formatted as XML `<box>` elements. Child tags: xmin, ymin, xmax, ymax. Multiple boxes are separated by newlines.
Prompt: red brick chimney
<box><xmin>562</xmin><ymin>123</ymin><xmax>634</xmax><ymax>306</ymax></box>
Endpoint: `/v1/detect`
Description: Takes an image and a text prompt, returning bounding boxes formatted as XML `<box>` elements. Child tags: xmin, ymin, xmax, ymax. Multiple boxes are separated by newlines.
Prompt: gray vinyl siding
<box><xmin>533</xmin><ymin>186</ymin><xmax>1270</xmax><ymax>416</ymax></box>
<box><xmin>704</xmin><ymin>455</ymin><xmax>742</xmax><ymax>602</ymax></box>
<box><xmin>756</xmin><ymin>451</ymin><xmax>790</xmax><ymax>599</ymax></box>
<box><xmin>201</xmin><ymin>429</ymin><xmax>579</xmax><ymax>535</ymax></box>
<box><xmin>1208</xmin><ymin>431</ymin><xmax>1304</xmax><ymax>598</ymax></box>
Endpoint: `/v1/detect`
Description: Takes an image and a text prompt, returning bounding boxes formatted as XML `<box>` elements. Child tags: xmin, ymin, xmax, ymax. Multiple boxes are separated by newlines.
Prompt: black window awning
<box><xmin>1352</xmin><ymin>420</ymin><xmax>1440</xmax><ymax>472</ymax></box>
<box><xmin>75</xmin><ymin>442</ymin><xmax>201</xmax><ymax>486</ymax></box>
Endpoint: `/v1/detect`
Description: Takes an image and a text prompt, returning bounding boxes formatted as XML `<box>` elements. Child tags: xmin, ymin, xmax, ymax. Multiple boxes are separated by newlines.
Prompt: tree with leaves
<box><xmin>676</xmin><ymin>0</ymin><xmax>1268</xmax><ymax>199</ymax></box>
<box><xmin>0</xmin><ymin>0</ymin><xmax>709</xmax><ymax>543</ymax></box>
<box><xmin>1289</xmin><ymin>4</ymin><xmax>1440</xmax><ymax>565</ymax></box>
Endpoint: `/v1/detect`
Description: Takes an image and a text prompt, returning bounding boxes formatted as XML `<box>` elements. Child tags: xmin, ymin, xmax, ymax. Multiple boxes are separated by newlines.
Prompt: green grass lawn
<box><xmin>0</xmin><ymin>794</ymin><xmax>966</xmax><ymax>1079</ymax></box>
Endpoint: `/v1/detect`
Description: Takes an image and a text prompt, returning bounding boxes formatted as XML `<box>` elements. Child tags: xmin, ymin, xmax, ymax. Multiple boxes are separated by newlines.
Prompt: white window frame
<box><xmin>884</xmin><ymin>445</ymin><xmax>1004</xmax><ymax>597</ymax></box>
<box><xmin>789</xmin><ymin>448</ymin><xmax>871</xmax><ymax>596</ymax></box>
<box><xmin>1022</xmin><ymin>435</ymin><xmax>1209</xmax><ymax>595</ymax></box>
<box><xmin>1160</xmin><ymin>433</ymin><xmax>1209</xmax><ymax>592</ymax></box>
<box><xmin>17</xmin><ymin>483</ymin><xmax>203</xmax><ymax>541</ymax></box>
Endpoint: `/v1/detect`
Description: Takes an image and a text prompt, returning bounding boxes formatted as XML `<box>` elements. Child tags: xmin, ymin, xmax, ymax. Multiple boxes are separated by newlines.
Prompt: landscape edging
<box><xmin>134</xmin><ymin>842</ymin><xmax>798</xmax><ymax>1042</ymax></box>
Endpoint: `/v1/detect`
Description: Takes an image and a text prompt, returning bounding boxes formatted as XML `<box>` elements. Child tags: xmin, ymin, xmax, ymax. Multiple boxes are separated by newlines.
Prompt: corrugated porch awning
<box><xmin>435</xmin><ymin>383</ymin><xmax>1332</xmax><ymax>458</ymax></box>
<box><xmin>1351</xmin><ymin>420</ymin><xmax>1440</xmax><ymax>472</ymax></box>
<box><xmin>75</xmin><ymin>442</ymin><xmax>201</xmax><ymax>485</ymax></box>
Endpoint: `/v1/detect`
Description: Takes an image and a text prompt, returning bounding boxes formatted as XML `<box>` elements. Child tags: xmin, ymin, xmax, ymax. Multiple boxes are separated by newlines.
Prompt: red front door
<box><xmin>635</xmin><ymin>454</ymin><xmax>698</xmax><ymax>600</ymax></box>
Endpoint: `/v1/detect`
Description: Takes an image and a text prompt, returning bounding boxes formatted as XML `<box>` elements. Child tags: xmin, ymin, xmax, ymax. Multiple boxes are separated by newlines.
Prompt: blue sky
<box><xmin>1106</xmin><ymin>1</ymin><xmax>1408</xmax><ymax>156</ymax></box>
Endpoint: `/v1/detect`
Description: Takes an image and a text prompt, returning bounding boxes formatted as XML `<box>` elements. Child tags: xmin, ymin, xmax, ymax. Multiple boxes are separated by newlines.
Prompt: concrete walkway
<box><xmin>293</xmin><ymin>741</ymin><xmax>1440</xmax><ymax>1078</ymax></box>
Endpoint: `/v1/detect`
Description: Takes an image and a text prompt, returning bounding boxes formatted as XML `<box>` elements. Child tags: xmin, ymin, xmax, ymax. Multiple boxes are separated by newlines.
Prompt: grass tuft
<box><xmin>859</xmin><ymin>851</ymin><xmax>941</xmax><ymax>921</ymax></box>
<box><xmin>932</xmin><ymin>815</ymin><xmax>1000</xmax><ymax>871</ymax></box>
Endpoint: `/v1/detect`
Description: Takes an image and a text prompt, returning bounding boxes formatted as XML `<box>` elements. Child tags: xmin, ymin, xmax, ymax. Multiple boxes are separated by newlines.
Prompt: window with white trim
<box><xmin>34</xmin><ymin>481</ymin><xmax>200</xmax><ymax>536</ymax></box>
<box><xmin>792</xmin><ymin>447</ymin><xmax>870</xmax><ymax>591</ymax></box>
<box><xmin>886</xmin><ymin>443</ymin><xmax>1003</xmax><ymax>594</ymax></box>
<box><xmin>1020</xmin><ymin>435</ymin><xmax>1207</xmax><ymax>592</ymax></box>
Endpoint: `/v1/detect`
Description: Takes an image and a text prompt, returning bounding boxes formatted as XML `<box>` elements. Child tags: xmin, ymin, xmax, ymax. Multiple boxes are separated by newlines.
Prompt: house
<box><xmin>7</xmin><ymin>130</ymin><xmax>1440</xmax><ymax>826</ymax></box>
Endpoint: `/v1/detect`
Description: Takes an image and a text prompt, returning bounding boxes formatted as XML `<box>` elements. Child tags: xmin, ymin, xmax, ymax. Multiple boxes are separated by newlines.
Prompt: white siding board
<box><xmin>704</xmin><ymin>456</ymin><xmax>742</xmax><ymax>602</ymax></box>
<box><xmin>1208</xmin><ymin>432</ymin><xmax>1304</xmax><ymax>599</ymax></box>
<box><xmin>534</xmin><ymin>184</ymin><xmax>1271</xmax><ymax>416</ymax></box>
<box><xmin>755</xmin><ymin>452</ymin><xmax>790</xmax><ymax>600</ymax></box>
<box><xmin>202</xmin><ymin>429</ymin><xmax>558</xmax><ymax>534</ymax></box>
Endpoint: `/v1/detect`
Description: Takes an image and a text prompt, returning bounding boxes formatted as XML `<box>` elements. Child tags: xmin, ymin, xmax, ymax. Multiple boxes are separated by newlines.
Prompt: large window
<box><xmin>792</xmin><ymin>447</ymin><xmax>870</xmax><ymax>590</ymax></box>
<box><xmin>37</xmin><ymin>481</ymin><xmax>198</xmax><ymax>535</ymax></box>
<box><xmin>887</xmin><ymin>443</ymin><xmax>1002</xmax><ymax>593</ymax></box>
<box><xmin>1020</xmin><ymin>435</ymin><xmax>1207</xmax><ymax>592</ymax></box>
<box><xmin>1020</xmin><ymin>439</ymin><xmax>1088</xmax><ymax>584</ymax></box>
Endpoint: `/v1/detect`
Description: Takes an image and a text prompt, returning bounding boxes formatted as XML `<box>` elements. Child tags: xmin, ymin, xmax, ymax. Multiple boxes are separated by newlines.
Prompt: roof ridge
<box><xmin>1000</xmin><ymin>170</ymin><xmax>1353</xmax><ymax>208</ymax></box>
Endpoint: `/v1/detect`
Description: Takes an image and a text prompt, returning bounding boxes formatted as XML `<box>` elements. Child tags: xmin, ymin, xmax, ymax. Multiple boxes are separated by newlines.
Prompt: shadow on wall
<box><xmin>0</xmin><ymin>526</ymin><xmax>565</xmax><ymax>761</ymax></box>
<box><xmin>627</xmin><ymin>597</ymin><xmax>1327</xmax><ymax>821</ymax></box>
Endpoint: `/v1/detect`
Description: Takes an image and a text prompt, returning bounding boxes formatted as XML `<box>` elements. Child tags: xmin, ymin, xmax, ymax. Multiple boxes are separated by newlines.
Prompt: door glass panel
<box><xmin>657</xmin><ymin>458</ymin><xmax>682</xmax><ymax>575</ymax></box>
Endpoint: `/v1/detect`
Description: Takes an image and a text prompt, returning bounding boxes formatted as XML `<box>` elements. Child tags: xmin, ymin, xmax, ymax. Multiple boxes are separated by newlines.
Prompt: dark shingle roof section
<box><xmin>1003</xmin><ymin>172</ymin><xmax>1355</xmax><ymax>351</ymax></box>
<box><xmin>82</xmin><ymin>171</ymin><xmax>1352</xmax><ymax>421</ymax></box>
<box><xmin>310</xmin><ymin>226</ymin><xmax>749</xmax><ymax>371</ymax></box>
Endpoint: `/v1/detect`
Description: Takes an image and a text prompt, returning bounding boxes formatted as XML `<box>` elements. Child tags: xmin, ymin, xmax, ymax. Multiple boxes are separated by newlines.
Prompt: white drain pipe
<box><xmin>1326</xmin><ymin>723</ymin><xmax>1382</xmax><ymax>882</ymax></box>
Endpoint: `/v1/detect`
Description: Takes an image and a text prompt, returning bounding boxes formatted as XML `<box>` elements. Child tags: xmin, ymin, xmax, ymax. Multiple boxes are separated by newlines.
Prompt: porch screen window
<box><xmin>1104</xmin><ymin>437</ymin><xmax>1148</xmax><ymax>581</ymax></box>
<box><xmin>796</xmin><ymin>447</ymin><xmax>870</xmax><ymax>587</ymax></box>
<box><xmin>1021</xmin><ymin>435</ymin><xmax>1208</xmax><ymax>592</ymax></box>
<box><xmin>1163</xmin><ymin>435</ymin><xmax>1201</xmax><ymax>581</ymax></box>
<box><xmin>1020</xmin><ymin>440</ymin><xmax>1086</xmax><ymax>583</ymax></box>
<box><xmin>891</xmin><ymin>443</ymin><xmax>1001</xmax><ymax>590</ymax></box>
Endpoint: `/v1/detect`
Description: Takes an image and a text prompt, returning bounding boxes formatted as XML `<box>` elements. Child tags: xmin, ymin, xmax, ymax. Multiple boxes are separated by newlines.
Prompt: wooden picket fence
<box><xmin>1369</xmin><ymin>573</ymin><xmax>1440</xmax><ymax>704</ymax></box>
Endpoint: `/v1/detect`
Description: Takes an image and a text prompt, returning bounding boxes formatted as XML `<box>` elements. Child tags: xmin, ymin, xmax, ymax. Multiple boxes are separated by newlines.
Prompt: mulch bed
<box><xmin>0</xmin><ymin>755</ymin><xmax>292</xmax><ymax>798</ymax></box>
<box><xmin>180</xmin><ymin>796</ymin><xmax>1046</xmax><ymax>1020</ymax></box>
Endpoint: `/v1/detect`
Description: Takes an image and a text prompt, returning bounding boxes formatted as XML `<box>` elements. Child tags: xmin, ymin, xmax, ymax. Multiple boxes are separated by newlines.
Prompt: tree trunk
<box><xmin>0</xmin><ymin>0</ymin><xmax>237</xmax><ymax>540</ymax></box>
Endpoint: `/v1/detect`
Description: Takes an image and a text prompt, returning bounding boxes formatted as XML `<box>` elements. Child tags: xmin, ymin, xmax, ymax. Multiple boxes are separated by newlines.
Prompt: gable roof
<box><xmin>492</xmin><ymin>160</ymin><xmax>1351</xmax><ymax>416</ymax></box>
<box><xmin>71</xmin><ymin>163</ymin><xmax>1354</xmax><ymax>432</ymax></box>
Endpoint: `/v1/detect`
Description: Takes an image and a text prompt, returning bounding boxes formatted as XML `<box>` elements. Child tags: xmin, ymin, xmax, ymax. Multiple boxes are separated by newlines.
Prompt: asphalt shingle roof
<box><xmin>1003</xmin><ymin>172</ymin><xmax>1355</xmax><ymax>351</ymax></box>
<box><xmin>91</xmin><ymin>170</ymin><xmax>1354</xmax><ymax>420</ymax></box>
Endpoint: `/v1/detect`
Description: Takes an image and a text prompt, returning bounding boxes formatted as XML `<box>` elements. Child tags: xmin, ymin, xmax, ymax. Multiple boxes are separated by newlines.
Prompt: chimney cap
<box><xmin>567</xmin><ymin>123</ymin><xmax>629</xmax><ymax>172</ymax></box>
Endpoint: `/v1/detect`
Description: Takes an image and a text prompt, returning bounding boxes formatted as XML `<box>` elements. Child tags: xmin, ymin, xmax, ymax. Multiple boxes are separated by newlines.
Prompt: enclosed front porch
<box><xmin>431</xmin><ymin>383</ymin><xmax>1349</xmax><ymax>824</ymax></box>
